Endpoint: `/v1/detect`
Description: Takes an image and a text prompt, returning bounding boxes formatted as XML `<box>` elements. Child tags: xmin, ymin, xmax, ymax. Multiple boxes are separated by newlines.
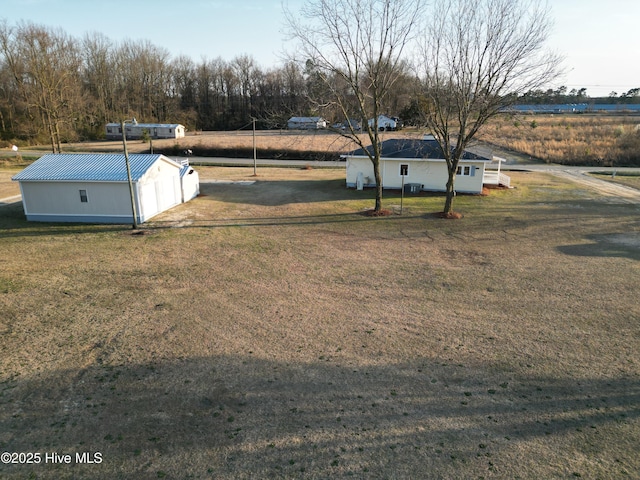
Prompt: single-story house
<box><xmin>368</xmin><ymin>115</ymin><xmax>401</xmax><ymax>131</ymax></box>
<box><xmin>343</xmin><ymin>138</ymin><xmax>509</xmax><ymax>194</ymax></box>
<box><xmin>12</xmin><ymin>153</ymin><xmax>199</xmax><ymax>224</ymax></box>
<box><xmin>287</xmin><ymin>117</ymin><xmax>327</xmax><ymax>130</ymax></box>
<box><xmin>105</xmin><ymin>123</ymin><xmax>185</xmax><ymax>140</ymax></box>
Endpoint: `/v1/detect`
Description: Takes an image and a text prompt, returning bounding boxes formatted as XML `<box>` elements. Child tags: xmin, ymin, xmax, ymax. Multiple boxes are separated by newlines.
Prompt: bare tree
<box><xmin>285</xmin><ymin>0</ymin><xmax>424</xmax><ymax>213</ymax></box>
<box><xmin>418</xmin><ymin>0</ymin><xmax>562</xmax><ymax>216</ymax></box>
<box><xmin>0</xmin><ymin>22</ymin><xmax>82</xmax><ymax>151</ymax></box>
<box><xmin>81</xmin><ymin>32</ymin><xmax>116</xmax><ymax>136</ymax></box>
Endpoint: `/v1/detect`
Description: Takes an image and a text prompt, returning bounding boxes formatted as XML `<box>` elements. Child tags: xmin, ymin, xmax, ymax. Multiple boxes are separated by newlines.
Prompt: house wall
<box><xmin>105</xmin><ymin>124</ymin><xmax>185</xmax><ymax>140</ymax></box>
<box><xmin>346</xmin><ymin>158</ymin><xmax>376</xmax><ymax>188</ymax></box>
<box><xmin>346</xmin><ymin>157</ymin><xmax>486</xmax><ymax>194</ymax></box>
<box><xmin>368</xmin><ymin>116</ymin><xmax>397</xmax><ymax>131</ymax></box>
<box><xmin>288</xmin><ymin>120</ymin><xmax>325</xmax><ymax>130</ymax></box>
<box><xmin>19</xmin><ymin>181</ymin><xmax>137</xmax><ymax>223</ymax></box>
<box><xmin>138</xmin><ymin>159</ymin><xmax>182</xmax><ymax>221</ymax></box>
<box><xmin>181</xmin><ymin>168</ymin><xmax>200</xmax><ymax>203</ymax></box>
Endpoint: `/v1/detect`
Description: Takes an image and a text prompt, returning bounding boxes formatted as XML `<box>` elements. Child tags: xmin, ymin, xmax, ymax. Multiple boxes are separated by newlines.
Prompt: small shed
<box><xmin>12</xmin><ymin>153</ymin><xmax>198</xmax><ymax>224</ymax></box>
<box><xmin>287</xmin><ymin>117</ymin><xmax>327</xmax><ymax>130</ymax></box>
<box><xmin>105</xmin><ymin>123</ymin><xmax>185</xmax><ymax>140</ymax></box>
<box><xmin>342</xmin><ymin>138</ymin><xmax>493</xmax><ymax>194</ymax></box>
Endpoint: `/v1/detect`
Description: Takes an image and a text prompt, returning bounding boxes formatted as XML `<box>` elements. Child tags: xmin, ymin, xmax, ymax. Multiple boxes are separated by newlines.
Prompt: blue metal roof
<box><xmin>12</xmin><ymin>154</ymin><xmax>179</xmax><ymax>182</ymax></box>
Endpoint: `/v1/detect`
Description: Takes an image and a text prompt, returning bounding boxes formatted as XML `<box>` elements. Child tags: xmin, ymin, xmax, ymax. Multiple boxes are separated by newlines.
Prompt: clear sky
<box><xmin>2</xmin><ymin>0</ymin><xmax>638</xmax><ymax>98</ymax></box>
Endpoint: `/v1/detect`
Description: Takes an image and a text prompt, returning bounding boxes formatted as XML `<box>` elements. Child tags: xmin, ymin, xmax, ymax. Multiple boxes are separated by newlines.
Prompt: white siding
<box><xmin>138</xmin><ymin>158</ymin><xmax>182</xmax><ymax>220</ymax></box>
<box><xmin>181</xmin><ymin>168</ymin><xmax>200</xmax><ymax>202</ymax></box>
<box><xmin>346</xmin><ymin>158</ymin><xmax>376</xmax><ymax>187</ymax></box>
<box><xmin>20</xmin><ymin>181</ymin><xmax>134</xmax><ymax>220</ymax></box>
<box><xmin>346</xmin><ymin>157</ymin><xmax>486</xmax><ymax>193</ymax></box>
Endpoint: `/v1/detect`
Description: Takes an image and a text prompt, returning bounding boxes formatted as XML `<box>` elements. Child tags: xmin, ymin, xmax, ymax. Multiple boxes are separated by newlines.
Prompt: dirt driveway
<box><xmin>548</xmin><ymin>169</ymin><xmax>640</xmax><ymax>204</ymax></box>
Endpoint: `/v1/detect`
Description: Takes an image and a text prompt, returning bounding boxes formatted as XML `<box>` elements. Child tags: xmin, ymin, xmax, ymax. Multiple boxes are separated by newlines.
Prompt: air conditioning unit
<box><xmin>404</xmin><ymin>183</ymin><xmax>421</xmax><ymax>194</ymax></box>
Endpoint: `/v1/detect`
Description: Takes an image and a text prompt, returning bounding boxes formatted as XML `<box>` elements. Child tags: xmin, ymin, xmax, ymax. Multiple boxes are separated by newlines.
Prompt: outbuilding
<box><xmin>105</xmin><ymin>123</ymin><xmax>185</xmax><ymax>140</ymax></box>
<box><xmin>287</xmin><ymin>117</ymin><xmax>327</xmax><ymax>130</ymax></box>
<box><xmin>368</xmin><ymin>115</ymin><xmax>400</xmax><ymax>131</ymax></box>
<box><xmin>343</xmin><ymin>138</ymin><xmax>505</xmax><ymax>194</ymax></box>
<box><xmin>12</xmin><ymin>153</ymin><xmax>199</xmax><ymax>224</ymax></box>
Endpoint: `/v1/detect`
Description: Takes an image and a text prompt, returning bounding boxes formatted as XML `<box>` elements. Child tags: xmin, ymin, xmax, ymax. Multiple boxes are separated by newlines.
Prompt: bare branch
<box><xmin>417</xmin><ymin>0</ymin><xmax>563</xmax><ymax>214</ymax></box>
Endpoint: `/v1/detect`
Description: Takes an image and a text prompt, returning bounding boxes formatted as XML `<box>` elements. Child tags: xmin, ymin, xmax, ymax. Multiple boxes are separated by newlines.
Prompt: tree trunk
<box><xmin>371</xmin><ymin>131</ymin><xmax>383</xmax><ymax>212</ymax></box>
<box><xmin>443</xmin><ymin>170</ymin><xmax>455</xmax><ymax>215</ymax></box>
<box><xmin>374</xmin><ymin>161</ymin><xmax>383</xmax><ymax>212</ymax></box>
<box><xmin>43</xmin><ymin>110</ymin><xmax>57</xmax><ymax>153</ymax></box>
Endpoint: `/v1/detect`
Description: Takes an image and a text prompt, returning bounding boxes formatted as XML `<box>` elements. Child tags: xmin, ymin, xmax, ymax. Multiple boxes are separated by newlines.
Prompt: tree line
<box><xmin>517</xmin><ymin>86</ymin><xmax>640</xmax><ymax>105</ymax></box>
<box><xmin>0</xmin><ymin>0</ymin><xmax>569</xmax><ymax>218</ymax></box>
<box><xmin>0</xmin><ymin>20</ymin><xmax>420</xmax><ymax>150</ymax></box>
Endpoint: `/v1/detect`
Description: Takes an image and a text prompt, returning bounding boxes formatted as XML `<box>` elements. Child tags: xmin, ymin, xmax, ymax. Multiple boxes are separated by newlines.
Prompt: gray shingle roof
<box><xmin>344</xmin><ymin>139</ymin><xmax>491</xmax><ymax>161</ymax></box>
<box><xmin>12</xmin><ymin>154</ymin><xmax>178</xmax><ymax>182</ymax></box>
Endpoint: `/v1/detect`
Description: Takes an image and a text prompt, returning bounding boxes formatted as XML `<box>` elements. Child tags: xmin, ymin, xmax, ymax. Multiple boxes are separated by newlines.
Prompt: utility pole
<box><xmin>121</xmin><ymin>120</ymin><xmax>139</xmax><ymax>229</ymax></box>
<box><xmin>252</xmin><ymin>117</ymin><xmax>257</xmax><ymax>176</ymax></box>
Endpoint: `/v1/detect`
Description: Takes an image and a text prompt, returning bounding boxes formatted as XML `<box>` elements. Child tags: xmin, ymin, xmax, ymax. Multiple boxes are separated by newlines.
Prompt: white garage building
<box><xmin>12</xmin><ymin>153</ymin><xmax>199</xmax><ymax>224</ymax></box>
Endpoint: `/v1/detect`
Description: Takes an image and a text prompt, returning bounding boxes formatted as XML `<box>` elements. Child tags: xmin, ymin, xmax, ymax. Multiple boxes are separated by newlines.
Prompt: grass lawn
<box><xmin>590</xmin><ymin>172</ymin><xmax>640</xmax><ymax>190</ymax></box>
<box><xmin>0</xmin><ymin>168</ymin><xmax>639</xmax><ymax>479</ymax></box>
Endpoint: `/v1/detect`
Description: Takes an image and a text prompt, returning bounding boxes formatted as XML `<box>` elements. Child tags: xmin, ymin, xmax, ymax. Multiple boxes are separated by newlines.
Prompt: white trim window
<box><xmin>456</xmin><ymin>165</ymin><xmax>476</xmax><ymax>176</ymax></box>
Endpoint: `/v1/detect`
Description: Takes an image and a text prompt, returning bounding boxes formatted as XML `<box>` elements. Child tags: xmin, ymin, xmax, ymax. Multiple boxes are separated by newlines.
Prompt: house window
<box><xmin>400</xmin><ymin>164</ymin><xmax>409</xmax><ymax>176</ymax></box>
<box><xmin>456</xmin><ymin>165</ymin><xmax>472</xmax><ymax>176</ymax></box>
<box><xmin>79</xmin><ymin>189</ymin><xmax>88</xmax><ymax>203</ymax></box>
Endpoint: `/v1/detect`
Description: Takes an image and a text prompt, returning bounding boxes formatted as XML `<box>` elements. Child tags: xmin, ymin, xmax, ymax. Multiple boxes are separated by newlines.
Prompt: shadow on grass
<box><xmin>0</xmin><ymin>202</ymin><xmax>433</xmax><ymax>238</ymax></box>
<box><xmin>147</xmin><ymin>210</ymin><xmax>434</xmax><ymax>231</ymax></box>
<box><xmin>0</xmin><ymin>203</ymin><xmax>138</xmax><ymax>239</ymax></box>
<box><xmin>199</xmin><ymin>179</ymin><xmax>456</xmax><ymax>207</ymax></box>
<box><xmin>200</xmin><ymin>179</ymin><xmax>364</xmax><ymax>206</ymax></box>
<box><xmin>558</xmin><ymin>233</ymin><xmax>640</xmax><ymax>260</ymax></box>
<box><xmin>0</xmin><ymin>356</ymin><xmax>637</xmax><ymax>479</ymax></box>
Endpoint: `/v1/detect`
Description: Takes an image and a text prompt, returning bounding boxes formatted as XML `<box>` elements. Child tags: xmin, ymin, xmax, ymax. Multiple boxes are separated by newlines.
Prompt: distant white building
<box><xmin>287</xmin><ymin>117</ymin><xmax>327</xmax><ymax>130</ymax></box>
<box><xmin>105</xmin><ymin>123</ymin><xmax>185</xmax><ymax>140</ymax></box>
<box><xmin>12</xmin><ymin>153</ymin><xmax>199</xmax><ymax>224</ymax></box>
<box><xmin>368</xmin><ymin>115</ymin><xmax>401</xmax><ymax>131</ymax></box>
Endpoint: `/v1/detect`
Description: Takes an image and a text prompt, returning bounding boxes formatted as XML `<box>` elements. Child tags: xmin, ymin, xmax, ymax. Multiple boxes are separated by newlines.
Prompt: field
<box><xmin>60</xmin><ymin>130</ymin><xmax>374</xmax><ymax>161</ymax></box>
<box><xmin>1</xmin><ymin>167</ymin><xmax>639</xmax><ymax>479</ymax></box>
<box><xmin>477</xmin><ymin>114</ymin><xmax>640</xmax><ymax>166</ymax></box>
<box><xmin>43</xmin><ymin>114</ymin><xmax>640</xmax><ymax>167</ymax></box>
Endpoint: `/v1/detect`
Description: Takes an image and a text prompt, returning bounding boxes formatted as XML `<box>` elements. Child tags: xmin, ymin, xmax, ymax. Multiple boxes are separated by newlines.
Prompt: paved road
<box><xmin>170</xmin><ymin>156</ymin><xmax>346</xmax><ymax>168</ymax></box>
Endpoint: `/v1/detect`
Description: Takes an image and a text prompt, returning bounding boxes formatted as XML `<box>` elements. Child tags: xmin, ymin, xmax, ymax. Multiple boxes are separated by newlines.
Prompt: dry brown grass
<box><xmin>0</xmin><ymin>169</ymin><xmax>639</xmax><ymax>479</ymax></box>
<box><xmin>0</xmin><ymin>170</ymin><xmax>21</xmax><ymax>199</ymax></box>
<box><xmin>63</xmin><ymin>131</ymin><xmax>374</xmax><ymax>155</ymax></box>
<box><xmin>60</xmin><ymin>130</ymin><xmax>425</xmax><ymax>156</ymax></box>
<box><xmin>590</xmin><ymin>172</ymin><xmax>640</xmax><ymax>190</ymax></box>
<box><xmin>477</xmin><ymin>114</ymin><xmax>640</xmax><ymax>166</ymax></box>
<box><xmin>13</xmin><ymin>114</ymin><xmax>640</xmax><ymax>168</ymax></box>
